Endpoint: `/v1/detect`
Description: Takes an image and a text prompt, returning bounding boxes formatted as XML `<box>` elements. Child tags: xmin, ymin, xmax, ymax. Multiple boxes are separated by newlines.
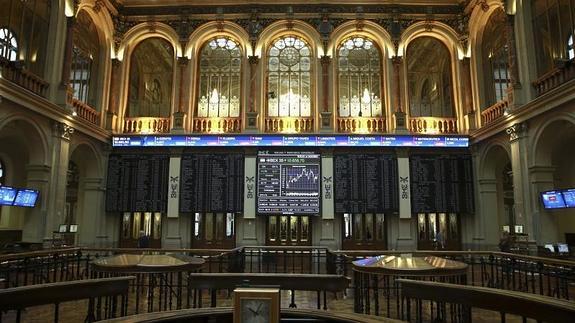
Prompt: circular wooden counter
<box><xmin>352</xmin><ymin>254</ymin><xmax>468</xmax><ymax>276</ymax></box>
<box><xmin>92</xmin><ymin>254</ymin><xmax>205</xmax><ymax>273</ymax></box>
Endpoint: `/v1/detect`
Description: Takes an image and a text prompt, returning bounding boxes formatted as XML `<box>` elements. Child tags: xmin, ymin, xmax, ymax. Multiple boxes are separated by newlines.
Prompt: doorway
<box><xmin>119</xmin><ymin>212</ymin><xmax>162</xmax><ymax>248</ymax></box>
<box><xmin>191</xmin><ymin>212</ymin><xmax>236</xmax><ymax>249</ymax></box>
<box><xmin>417</xmin><ymin>213</ymin><xmax>460</xmax><ymax>250</ymax></box>
<box><xmin>342</xmin><ymin>213</ymin><xmax>387</xmax><ymax>250</ymax></box>
<box><xmin>266</xmin><ymin>215</ymin><xmax>311</xmax><ymax>246</ymax></box>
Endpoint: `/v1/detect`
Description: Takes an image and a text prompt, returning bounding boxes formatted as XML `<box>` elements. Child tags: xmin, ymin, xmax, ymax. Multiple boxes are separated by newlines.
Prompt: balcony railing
<box><xmin>337</xmin><ymin>117</ymin><xmax>386</xmax><ymax>133</ymax></box>
<box><xmin>193</xmin><ymin>117</ymin><xmax>241</xmax><ymax>133</ymax></box>
<box><xmin>123</xmin><ymin>117</ymin><xmax>171</xmax><ymax>134</ymax></box>
<box><xmin>69</xmin><ymin>98</ymin><xmax>100</xmax><ymax>126</ymax></box>
<box><xmin>481</xmin><ymin>100</ymin><xmax>508</xmax><ymax>126</ymax></box>
<box><xmin>0</xmin><ymin>59</ymin><xmax>49</xmax><ymax>97</ymax></box>
<box><xmin>410</xmin><ymin>117</ymin><xmax>458</xmax><ymax>134</ymax></box>
<box><xmin>533</xmin><ymin>59</ymin><xmax>575</xmax><ymax>96</ymax></box>
<box><xmin>264</xmin><ymin>117</ymin><xmax>314</xmax><ymax>133</ymax></box>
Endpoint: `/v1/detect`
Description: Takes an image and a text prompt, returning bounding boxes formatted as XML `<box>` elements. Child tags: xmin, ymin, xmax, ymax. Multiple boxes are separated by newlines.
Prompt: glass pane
<box><xmin>122</xmin><ymin>213</ymin><xmax>131</xmax><ymax>239</ymax></box>
<box><xmin>216</xmin><ymin>213</ymin><xmax>224</xmax><ymax>240</ymax></box>
<box><xmin>375</xmin><ymin>214</ymin><xmax>385</xmax><ymax>240</ymax></box>
<box><xmin>449</xmin><ymin>213</ymin><xmax>458</xmax><ymax>239</ymax></box>
<box><xmin>344</xmin><ymin>213</ymin><xmax>352</xmax><ymax>239</ymax></box>
<box><xmin>418</xmin><ymin>213</ymin><xmax>426</xmax><ymax>240</ymax></box>
<box><xmin>365</xmin><ymin>214</ymin><xmax>373</xmax><ymax>240</ymax></box>
<box><xmin>354</xmin><ymin>213</ymin><xmax>363</xmax><ymax>240</ymax></box>
<box><xmin>153</xmin><ymin>213</ymin><xmax>161</xmax><ymax>239</ymax></box>
<box><xmin>143</xmin><ymin>212</ymin><xmax>152</xmax><ymax>236</ymax></box>
<box><xmin>205</xmin><ymin>213</ymin><xmax>213</xmax><ymax>241</ymax></box>
<box><xmin>438</xmin><ymin>213</ymin><xmax>447</xmax><ymax>248</ymax></box>
<box><xmin>428</xmin><ymin>213</ymin><xmax>437</xmax><ymax>240</ymax></box>
<box><xmin>194</xmin><ymin>213</ymin><xmax>201</xmax><ymax>238</ymax></box>
<box><xmin>132</xmin><ymin>213</ymin><xmax>141</xmax><ymax>239</ymax></box>
<box><xmin>301</xmin><ymin>216</ymin><xmax>309</xmax><ymax>242</ymax></box>
<box><xmin>269</xmin><ymin>216</ymin><xmax>277</xmax><ymax>242</ymax></box>
<box><xmin>290</xmin><ymin>216</ymin><xmax>298</xmax><ymax>241</ymax></box>
<box><xmin>226</xmin><ymin>213</ymin><xmax>234</xmax><ymax>237</ymax></box>
<box><xmin>280</xmin><ymin>216</ymin><xmax>288</xmax><ymax>242</ymax></box>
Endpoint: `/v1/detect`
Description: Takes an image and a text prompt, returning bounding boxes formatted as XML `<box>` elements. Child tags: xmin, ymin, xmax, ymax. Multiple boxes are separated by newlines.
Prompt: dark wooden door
<box><xmin>342</xmin><ymin>213</ymin><xmax>387</xmax><ymax>250</ymax></box>
<box><xmin>417</xmin><ymin>213</ymin><xmax>461</xmax><ymax>250</ymax></box>
<box><xmin>191</xmin><ymin>212</ymin><xmax>236</xmax><ymax>249</ymax></box>
<box><xmin>119</xmin><ymin>212</ymin><xmax>162</xmax><ymax>248</ymax></box>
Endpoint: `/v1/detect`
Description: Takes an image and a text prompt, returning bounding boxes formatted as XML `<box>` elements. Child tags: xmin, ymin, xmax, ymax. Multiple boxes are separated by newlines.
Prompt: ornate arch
<box><xmin>185</xmin><ymin>21</ymin><xmax>251</xmax><ymax>59</ymax></box>
<box><xmin>530</xmin><ymin>113</ymin><xmax>575</xmax><ymax>166</ymax></box>
<box><xmin>399</xmin><ymin>21</ymin><xmax>464</xmax><ymax>59</ymax></box>
<box><xmin>69</xmin><ymin>140</ymin><xmax>104</xmax><ymax>178</ymax></box>
<box><xmin>117</xmin><ymin>22</ymin><xmax>182</xmax><ymax>61</ymax></box>
<box><xmin>0</xmin><ymin>114</ymin><xmax>50</xmax><ymax>166</ymax></box>
<box><xmin>328</xmin><ymin>20</ymin><xmax>394</xmax><ymax>58</ymax></box>
<box><xmin>256</xmin><ymin>20</ymin><xmax>321</xmax><ymax>58</ymax></box>
<box><xmin>478</xmin><ymin>139</ymin><xmax>512</xmax><ymax>179</ymax></box>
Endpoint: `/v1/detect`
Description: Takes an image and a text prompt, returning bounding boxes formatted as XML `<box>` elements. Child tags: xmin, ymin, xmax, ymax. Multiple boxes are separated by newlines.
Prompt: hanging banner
<box><xmin>398</xmin><ymin>156</ymin><xmax>412</xmax><ymax>219</ymax></box>
<box><xmin>167</xmin><ymin>156</ymin><xmax>181</xmax><ymax>218</ymax></box>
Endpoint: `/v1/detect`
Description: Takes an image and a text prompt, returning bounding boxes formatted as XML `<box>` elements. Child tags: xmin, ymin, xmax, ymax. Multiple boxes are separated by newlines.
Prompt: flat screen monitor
<box><xmin>257</xmin><ymin>151</ymin><xmax>321</xmax><ymax>215</ymax></box>
<box><xmin>58</xmin><ymin>224</ymin><xmax>68</xmax><ymax>233</ymax></box>
<box><xmin>13</xmin><ymin>189</ymin><xmax>39</xmax><ymax>207</ymax></box>
<box><xmin>502</xmin><ymin>225</ymin><xmax>510</xmax><ymax>233</ymax></box>
<box><xmin>562</xmin><ymin>188</ymin><xmax>575</xmax><ymax>208</ymax></box>
<box><xmin>0</xmin><ymin>186</ymin><xmax>17</xmax><ymax>206</ymax></box>
<box><xmin>514</xmin><ymin>225</ymin><xmax>524</xmax><ymax>234</ymax></box>
<box><xmin>544</xmin><ymin>244</ymin><xmax>555</xmax><ymax>253</ymax></box>
<box><xmin>69</xmin><ymin>224</ymin><xmax>78</xmax><ymax>233</ymax></box>
<box><xmin>540</xmin><ymin>190</ymin><xmax>567</xmax><ymax>209</ymax></box>
<box><xmin>557</xmin><ymin>243</ymin><xmax>569</xmax><ymax>253</ymax></box>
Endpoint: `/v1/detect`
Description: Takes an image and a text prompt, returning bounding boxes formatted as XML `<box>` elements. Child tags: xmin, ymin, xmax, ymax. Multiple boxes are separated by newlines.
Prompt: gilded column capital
<box><xmin>52</xmin><ymin>122</ymin><xmax>74</xmax><ymax>141</ymax></box>
<box><xmin>248</xmin><ymin>55</ymin><xmax>260</xmax><ymax>65</ymax></box>
<box><xmin>506</xmin><ymin>122</ymin><xmax>527</xmax><ymax>142</ymax></box>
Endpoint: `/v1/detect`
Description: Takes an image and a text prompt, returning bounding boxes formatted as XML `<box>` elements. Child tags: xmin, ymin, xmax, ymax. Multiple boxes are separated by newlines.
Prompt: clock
<box><xmin>233</xmin><ymin>287</ymin><xmax>280</xmax><ymax>323</ymax></box>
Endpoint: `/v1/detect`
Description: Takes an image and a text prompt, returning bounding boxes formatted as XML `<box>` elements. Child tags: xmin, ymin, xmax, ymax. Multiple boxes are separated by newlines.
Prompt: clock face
<box><xmin>240</xmin><ymin>298</ymin><xmax>271</xmax><ymax>323</ymax></box>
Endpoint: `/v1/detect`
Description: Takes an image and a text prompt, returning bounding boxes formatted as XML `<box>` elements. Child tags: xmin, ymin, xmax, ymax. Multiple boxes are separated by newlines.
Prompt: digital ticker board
<box><xmin>112</xmin><ymin>134</ymin><xmax>469</xmax><ymax>148</ymax></box>
<box><xmin>257</xmin><ymin>152</ymin><xmax>321</xmax><ymax>215</ymax></box>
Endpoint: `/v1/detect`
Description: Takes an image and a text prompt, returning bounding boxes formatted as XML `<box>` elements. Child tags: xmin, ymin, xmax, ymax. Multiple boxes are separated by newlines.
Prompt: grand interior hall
<box><xmin>0</xmin><ymin>0</ymin><xmax>575</xmax><ymax>322</ymax></box>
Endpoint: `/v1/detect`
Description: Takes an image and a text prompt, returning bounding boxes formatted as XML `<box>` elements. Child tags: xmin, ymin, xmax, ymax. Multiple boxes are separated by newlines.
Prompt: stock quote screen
<box><xmin>257</xmin><ymin>151</ymin><xmax>321</xmax><ymax>215</ymax></box>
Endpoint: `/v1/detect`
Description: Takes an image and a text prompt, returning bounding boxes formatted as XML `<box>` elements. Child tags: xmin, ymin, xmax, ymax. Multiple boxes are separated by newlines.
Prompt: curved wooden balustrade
<box><xmin>123</xmin><ymin>117</ymin><xmax>171</xmax><ymax>134</ymax></box>
<box><xmin>0</xmin><ymin>276</ymin><xmax>134</xmax><ymax>323</ymax></box>
<box><xmin>0</xmin><ymin>59</ymin><xmax>49</xmax><ymax>97</ymax></box>
<box><xmin>398</xmin><ymin>279</ymin><xmax>575</xmax><ymax>323</ymax></box>
<box><xmin>99</xmin><ymin>308</ymin><xmax>399</xmax><ymax>323</ymax></box>
<box><xmin>69</xmin><ymin>98</ymin><xmax>100</xmax><ymax>125</ymax></box>
<box><xmin>337</xmin><ymin>117</ymin><xmax>386</xmax><ymax>133</ymax></box>
<box><xmin>481</xmin><ymin>100</ymin><xmax>508</xmax><ymax>126</ymax></box>
<box><xmin>265</xmin><ymin>116</ymin><xmax>314</xmax><ymax>133</ymax></box>
<box><xmin>533</xmin><ymin>59</ymin><xmax>575</xmax><ymax>96</ymax></box>
<box><xmin>192</xmin><ymin>117</ymin><xmax>241</xmax><ymax>133</ymax></box>
<box><xmin>409</xmin><ymin>117</ymin><xmax>458</xmax><ymax>134</ymax></box>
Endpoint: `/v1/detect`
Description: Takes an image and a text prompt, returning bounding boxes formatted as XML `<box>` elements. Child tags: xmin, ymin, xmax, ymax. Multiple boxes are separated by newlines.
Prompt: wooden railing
<box><xmin>192</xmin><ymin>117</ymin><xmax>241</xmax><ymax>133</ymax></box>
<box><xmin>264</xmin><ymin>117</ymin><xmax>314</xmax><ymax>133</ymax></box>
<box><xmin>481</xmin><ymin>100</ymin><xmax>508</xmax><ymax>126</ymax></box>
<box><xmin>533</xmin><ymin>59</ymin><xmax>575</xmax><ymax>96</ymax></box>
<box><xmin>69</xmin><ymin>98</ymin><xmax>100</xmax><ymax>125</ymax></box>
<box><xmin>0</xmin><ymin>59</ymin><xmax>49</xmax><ymax>97</ymax></box>
<box><xmin>398</xmin><ymin>279</ymin><xmax>575</xmax><ymax>322</ymax></box>
<box><xmin>0</xmin><ymin>276</ymin><xmax>134</xmax><ymax>323</ymax></box>
<box><xmin>123</xmin><ymin>117</ymin><xmax>171</xmax><ymax>134</ymax></box>
<box><xmin>409</xmin><ymin>117</ymin><xmax>458</xmax><ymax>134</ymax></box>
<box><xmin>337</xmin><ymin>117</ymin><xmax>386</xmax><ymax>133</ymax></box>
<box><xmin>187</xmin><ymin>273</ymin><xmax>350</xmax><ymax>309</ymax></box>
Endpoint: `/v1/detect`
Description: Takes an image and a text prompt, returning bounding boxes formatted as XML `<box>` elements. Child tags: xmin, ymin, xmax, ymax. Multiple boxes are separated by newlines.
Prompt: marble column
<box><xmin>476</xmin><ymin>178</ymin><xmax>498</xmax><ymax>249</ymax></box>
<box><xmin>77</xmin><ymin>177</ymin><xmax>105</xmax><ymax>247</ymax></box>
<box><xmin>507</xmin><ymin>123</ymin><xmax>534</xmax><ymax>240</ymax></box>
<box><xmin>392</xmin><ymin>56</ymin><xmax>407</xmax><ymax>132</ymax></box>
<box><xmin>173</xmin><ymin>57</ymin><xmax>188</xmax><ymax>133</ymax></box>
<box><xmin>320</xmin><ymin>55</ymin><xmax>332</xmax><ymax>131</ymax></box>
<box><xmin>60</xmin><ymin>17</ymin><xmax>75</xmax><ymax>89</ymax></box>
<box><xmin>106</xmin><ymin>59</ymin><xmax>121</xmax><ymax>131</ymax></box>
<box><xmin>246</xmin><ymin>56</ymin><xmax>260</xmax><ymax>131</ymax></box>
<box><xmin>504</xmin><ymin>13</ymin><xmax>523</xmax><ymax>107</ymax></box>
<box><xmin>21</xmin><ymin>165</ymin><xmax>51</xmax><ymax>242</ymax></box>
<box><xmin>461</xmin><ymin>57</ymin><xmax>476</xmax><ymax>130</ymax></box>
<box><xmin>528</xmin><ymin>165</ymin><xmax>558</xmax><ymax>242</ymax></box>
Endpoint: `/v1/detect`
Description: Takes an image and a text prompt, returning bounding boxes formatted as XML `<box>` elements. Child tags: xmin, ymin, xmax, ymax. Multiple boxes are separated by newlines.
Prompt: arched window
<box><xmin>568</xmin><ymin>35</ymin><xmax>574</xmax><ymax>60</ymax></box>
<box><xmin>266</xmin><ymin>36</ymin><xmax>312</xmax><ymax>117</ymax></box>
<box><xmin>127</xmin><ymin>38</ymin><xmax>174</xmax><ymax>118</ymax></box>
<box><xmin>197</xmin><ymin>37</ymin><xmax>242</xmax><ymax>118</ymax></box>
<box><xmin>407</xmin><ymin>37</ymin><xmax>454</xmax><ymax>118</ymax></box>
<box><xmin>482</xmin><ymin>9</ymin><xmax>510</xmax><ymax>107</ymax></box>
<box><xmin>337</xmin><ymin>36</ymin><xmax>382</xmax><ymax>118</ymax></box>
<box><xmin>70</xmin><ymin>11</ymin><xmax>100</xmax><ymax>107</ymax></box>
<box><xmin>0</xmin><ymin>28</ymin><xmax>18</xmax><ymax>61</ymax></box>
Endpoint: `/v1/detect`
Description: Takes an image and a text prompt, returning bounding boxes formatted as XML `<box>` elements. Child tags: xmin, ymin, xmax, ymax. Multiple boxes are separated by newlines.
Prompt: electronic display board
<box><xmin>112</xmin><ymin>135</ymin><xmax>469</xmax><ymax>148</ymax></box>
<box><xmin>257</xmin><ymin>152</ymin><xmax>321</xmax><ymax>215</ymax></box>
<box><xmin>0</xmin><ymin>186</ymin><xmax>18</xmax><ymax>206</ymax></box>
<box><xmin>12</xmin><ymin>189</ymin><xmax>39</xmax><ymax>207</ymax></box>
<box><xmin>541</xmin><ymin>190</ymin><xmax>567</xmax><ymax>209</ymax></box>
<box><xmin>561</xmin><ymin>188</ymin><xmax>575</xmax><ymax>208</ymax></box>
<box><xmin>410</xmin><ymin>154</ymin><xmax>474</xmax><ymax>213</ymax></box>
